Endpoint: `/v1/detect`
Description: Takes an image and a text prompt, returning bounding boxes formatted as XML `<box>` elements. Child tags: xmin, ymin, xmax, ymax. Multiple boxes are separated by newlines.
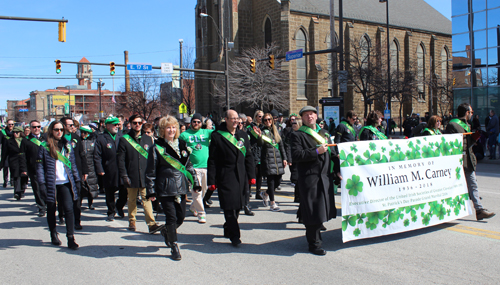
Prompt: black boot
<box><xmin>244</xmin><ymin>205</ymin><xmax>254</xmax><ymax>216</ymax></box>
<box><xmin>67</xmin><ymin>236</ymin><xmax>79</xmax><ymax>250</ymax></box>
<box><xmin>50</xmin><ymin>231</ymin><xmax>61</xmax><ymax>246</ymax></box>
<box><xmin>165</xmin><ymin>225</ymin><xmax>181</xmax><ymax>260</ymax></box>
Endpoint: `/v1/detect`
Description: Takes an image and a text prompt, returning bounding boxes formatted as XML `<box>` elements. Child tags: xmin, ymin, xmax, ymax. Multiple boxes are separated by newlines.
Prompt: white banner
<box><xmin>338</xmin><ymin>134</ymin><xmax>473</xmax><ymax>242</ymax></box>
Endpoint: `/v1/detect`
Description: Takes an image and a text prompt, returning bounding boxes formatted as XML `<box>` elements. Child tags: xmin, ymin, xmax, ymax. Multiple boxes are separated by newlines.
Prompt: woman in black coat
<box><xmin>254</xmin><ymin>113</ymin><xmax>287</xmax><ymax>211</ymax></box>
<box><xmin>1</xmin><ymin>127</ymin><xmax>28</xmax><ymax>200</ymax></box>
<box><xmin>36</xmin><ymin>121</ymin><xmax>81</xmax><ymax>250</ymax></box>
<box><xmin>288</xmin><ymin>119</ymin><xmax>302</xmax><ymax>202</ymax></box>
<box><xmin>247</xmin><ymin>110</ymin><xmax>264</xmax><ymax>199</ymax></box>
<box><xmin>80</xmin><ymin>126</ymin><xmax>98</xmax><ymax>209</ymax></box>
<box><xmin>145</xmin><ymin>115</ymin><xmax>200</xmax><ymax>261</ymax></box>
<box><xmin>359</xmin><ymin>110</ymin><xmax>388</xmax><ymax>141</ymax></box>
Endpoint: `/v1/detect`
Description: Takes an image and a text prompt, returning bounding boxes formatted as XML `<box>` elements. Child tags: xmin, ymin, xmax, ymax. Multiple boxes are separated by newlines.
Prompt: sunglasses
<box><xmin>13</xmin><ymin>131</ymin><xmax>22</xmax><ymax>134</ymax></box>
<box><xmin>7</xmin><ymin>124</ymin><xmax>14</xmax><ymax>126</ymax></box>
<box><xmin>132</xmin><ymin>121</ymin><xmax>143</xmax><ymax>125</ymax></box>
<box><xmin>257</xmin><ymin>115</ymin><xmax>262</xmax><ymax>118</ymax></box>
<box><xmin>113</xmin><ymin>124</ymin><xmax>120</xmax><ymax>126</ymax></box>
<box><xmin>53</xmin><ymin>128</ymin><xmax>64</xmax><ymax>132</ymax></box>
<box><xmin>191</xmin><ymin>120</ymin><xmax>202</xmax><ymax>124</ymax></box>
<box><xmin>66</xmin><ymin>124</ymin><xmax>74</xmax><ymax>127</ymax></box>
<box><xmin>263</xmin><ymin>118</ymin><xmax>272</xmax><ymax>122</ymax></box>
<box><xmin>31</xmin><ymin>126</ymin><xmax>41</xmax><ymax>129</ymax></box>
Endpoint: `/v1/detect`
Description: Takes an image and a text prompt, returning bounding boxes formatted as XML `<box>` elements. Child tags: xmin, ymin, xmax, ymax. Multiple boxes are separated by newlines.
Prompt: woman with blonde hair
<box><xmin>145</xmin><ymin>115</ymin><xmax>200</xmax><ymax>260</ymax></box>
<box><xmin>254</xmin><ymin>113</ymin><xmax>288</xmax><ymax>211</ymax></box>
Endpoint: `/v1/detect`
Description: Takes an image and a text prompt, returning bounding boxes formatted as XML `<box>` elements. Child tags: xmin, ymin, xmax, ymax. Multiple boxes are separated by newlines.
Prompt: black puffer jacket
<box><xmin>81</xmin><ymin>133</ymin><xmax>98</xmax><ymax>198</ymax></box>
<box><xmin>247</xmin><ymin>124</ymin><xmax>262</xmax><ymax>166</ymax></box>
<box><xmin>36</xmin><ymin>138</ymin><xmax>81</xmax><ymax>203</ymax></box>
<box><xmin>258</xmin><ymin>126</ymin><xmax>287</xmax><ymax>176</ymax></box>
<box><xmin>145</xmin><ymin>138</ymin><xmax>200</xmax><ymax>198</ymax></box>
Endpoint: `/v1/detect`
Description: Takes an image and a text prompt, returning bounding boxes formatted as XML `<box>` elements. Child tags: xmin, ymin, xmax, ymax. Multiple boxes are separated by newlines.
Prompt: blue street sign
<box><xmin>127</xmin><ymin>63</ymin><xmax>153</xmax><ymax>71</ymax></box>
<box><xmin>384</xmin><ymin>109</ymin><xmax>391</xmax><ymax>119</ymax></box>
<box><xmin>18</xmin><ymin>108</ymin><xmax>29</xmax><ymax>112</ymax></box>
<box><xmin>286</xmin><ymin>49</ymin><xmax>303</xmax><ymax>61</ymax></box>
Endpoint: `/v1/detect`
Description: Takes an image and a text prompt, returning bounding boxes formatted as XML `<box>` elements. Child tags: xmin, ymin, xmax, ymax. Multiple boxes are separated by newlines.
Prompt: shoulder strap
<box><xmin>40</xmin><ymin>141</ymin><xmax>72</xmax><ymax>169</ymax></box>
<box><xmin>30</xmin><ymin>137</ymin><xmax>42</xmax><ymax>146</ymax></box>
<box><xmin>360</xmin><ymin>125</ymin><xmax>388</xmax><ymax>140</ymax></box>
<box><xmin>155</xmin><ymin>145</ymin><xmax>194</xmax><ymax>185</ymax></box>
<box><xmin>217</xmin><ymin>130</ymin><xmax>247</xmax><ymax>156</ymax></box>
<box><xmin>122</xmin><ymin>134</ymin><xmax>148</xmax><ymax>159</ymax></box>
<box><xmin>450</xmin><ymin>118</ymin><xmax>471</xmax><ymax>132</ymax></box>
<box><xmin>340</xmin><ymin>121</ymin><xmax>357</xmax><ymax>137</ymax></box>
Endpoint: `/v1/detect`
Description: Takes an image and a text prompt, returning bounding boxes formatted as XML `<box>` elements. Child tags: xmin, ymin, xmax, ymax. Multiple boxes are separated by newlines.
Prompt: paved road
<box><xmin>1</xmin><ymin>163</ymin><xmax>499</xmax><ymax>284</ymax></box>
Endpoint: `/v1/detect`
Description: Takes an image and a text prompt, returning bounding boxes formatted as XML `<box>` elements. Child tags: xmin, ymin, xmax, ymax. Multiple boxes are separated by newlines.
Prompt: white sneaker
<box><xmin>198</xmin><ymin>215</ymin><xmax>206</xmax><ymax>223</ymax></box>
<box><xmin>189</xmin><ymin>208</ymin><xmax>198</xmax><ymax>217</ymax></box>
<box><xmin>262</xmin><ymin>193</ymin><xmax>270</xmax><ymax>207</ymax></box>
<box><xmin>270</xmin><ymin>203</ymin><xmax>281</xmax><ymax>212</ymax></box>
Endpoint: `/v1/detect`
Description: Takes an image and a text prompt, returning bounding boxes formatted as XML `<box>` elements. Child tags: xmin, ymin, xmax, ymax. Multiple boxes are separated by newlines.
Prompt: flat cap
<box><xmin>105</xmin><ymin>116</ymin><xmax>120</xmax><ymax>125</ymax></box>
<box><xmin>299</xmin><ymin>106</ymin><xmax>317</xmax><ymax>116</ymax></box>
<box><xmin>13</xmin><ymin>126</ymin><xmax>24</xmax><ymax>133</ymax></box>
<box><xmin>270</xmin><ymin>109</ymin><xmax>279</xmax><ymax>117</ymax></box>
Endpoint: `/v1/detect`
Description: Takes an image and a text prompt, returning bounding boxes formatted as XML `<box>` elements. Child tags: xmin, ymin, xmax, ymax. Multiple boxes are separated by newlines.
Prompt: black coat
<box><xmin>334</xmin><ymin>121</ymin><xmax>356</xmax><ymax>143</ymax></box>
<box><xmin>1</xmin><ymin>138</ymin><xmax>28</xmax><ymax>177</ymax></box>
<box><xmin>117</xmin><ymin>130</ymin><xmax>153</xmax><ymax>188</ymax></box>
<box><xmin>359</xmin><ymin>127</ymin><xmax>384</xmax><ymax>141</ymax></box>
<box><xmin>446</xmin><ymin>119</ymin><xmax>476</xmax><ymax>172</ymax></box>
<box><xmin>94</xmin><ymin>131</ymin><xmax>122</xmax><ymax>188</ymax></box>
<box><xmin>247</xmin><ymin>124</ymin><xmax>262</xmax><ymax>166</ymax></box>
<box><xmin>0</xmin><ymin>129</ymin><xmax>13</xmax><ymax>168</ymax></box>
<box><xmin>81</xmin><ymin>134</ymin><xmax>98</xmax><ymax>198</ymax></box>
<box><xmin>67</xmin><ymin>133</ymin><xmax>89</xmax><ymax>178</ymax></box>
<box><xmin>25</xmin><ymin>134</ymin><xmax>46</xmax><ymax>175</ymax></box>
<box><xmin>291</xmin><ymin>128</ymin><xmax>337</xmax><ymax>225</ymax></box>
<box><xmin>258</xmin><ymin>126</ymin><xmax>287</xmax><ymax>176</ymax></box>
<box><xmin>207</xmin><ymin>123</ymin><xmax>255</xmax><ymax>210</ymax></box>
<box><xmin>36</xmin><ymin>139</ymin><xmax>81</xmax><ymax>203</ymax></box>
<box><xmin>145</xmin><ymin>138</ymin><xmax>199</xmax><ymax>198</ymax></box>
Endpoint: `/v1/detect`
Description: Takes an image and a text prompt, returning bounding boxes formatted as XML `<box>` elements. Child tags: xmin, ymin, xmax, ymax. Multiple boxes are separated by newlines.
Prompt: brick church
<box><xmin>194</xmin><ymin>0</ymin><xmax>451</xmax><ymax>121</ymax></box>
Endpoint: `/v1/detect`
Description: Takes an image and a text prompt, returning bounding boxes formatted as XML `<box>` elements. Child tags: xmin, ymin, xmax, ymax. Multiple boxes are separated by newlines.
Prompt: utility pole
<box><xmin>98</xmin><ymin>79</ymin><xmax>105</xmax><ymax>118</ymax></box>
<box><xmin>330</xmin><ymin>0</ymin><xmax>335</xmax><ymax>97</ymax></box>
<box><xmin>225</xmin><ymin>38</ymin><xmax>229</xmax><ymax>109</ymax></box>
<box><xmin>179</xmin><ymin>39</ymin><xmax>184</xmax><ymax>106</ymax></box>
<box><xmin>124</xmin><ymin>51</ymin><xmax>130</xmax><ymax>92</ymax></box>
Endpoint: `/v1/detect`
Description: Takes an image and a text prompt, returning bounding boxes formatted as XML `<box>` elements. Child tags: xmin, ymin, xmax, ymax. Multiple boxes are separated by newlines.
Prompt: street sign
<box><xmin>161</xmin><ymin>62</ymin><xmax>174</xmax><ymax>74</ymax></box>
<box><xmin>64</xmin><ymin>103</ymin><xmax>69</xmax><ymax>115</ymax></box>
<box><xmin>338</xmin><ymin>70</ymin><xmax>348</xmax><ymax>93</ymax></box>
<box><xmin>384</xmin><ymin>109</ymin><xmax>391</xmax><ymax>119</ymax></box>
<box><xmin>127</xmin><ymin>63</ymin><xmax>152</xmax><ymax>71</ymax></box>
<box><xmin>286</xmin><ymin>49</ymin><xmax>303</xmax><ymax>61</ymax></box>
<box><xmin>18</xmin><ymin>108</ymin><xmax>29</xmax><ymax>112</ymax></box>
<box><xmin>178</xmin><ymin>103</ymin><xmax>187</xmax><ymax>114</ymax></box>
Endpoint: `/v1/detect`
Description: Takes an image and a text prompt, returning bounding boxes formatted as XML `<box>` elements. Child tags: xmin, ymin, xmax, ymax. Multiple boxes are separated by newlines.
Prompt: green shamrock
<box><xmin>395</xmin><ymin>144</ymin><xmax>401</xmax><ymax>151</ymax></box>
<box><xmin>339</xmin><ymin>150</ymin><xmax>355</xmax><ymax>167</ymax></box>
<box><xmin>455</xmin><ymin>167</ymin><xmax>461</xmax><ymax>180</ymax></box>
<box><xmin>346</xmin><ymin>174</ymin><xmax>364</xmax><ymax>196</ymax></box>
<box><xmin>381</xmin><ymin>146</ymin><xmax>386</xmax><ymax>152</ymax></box>
<box><xmin>411</xmin><ymin>215</ymin><xmax>418</xmax><ymax>222</ymax></box>
<box><xmin>435</xmin><ymin>204</ymin><xmax>447</xmax><ymax>220</ymax></box>
<box><xmin>353</xmin><ymin>228</ymin><xmax>361</xmax><ymax>237</ymax></box>
<box><xmin>422</xmin><ymin>214</ymin><xmax>431</xmax><ymax>226</ymax></box>
<box><xmin>350</xmin><ymin>144</ymin><xmax>358</xmax><ymax>153</ymax></box>
<box><xmin>369</xmin><ymin>142</ymin><xmax>376</xmax><ymax>151</ymax></box>
<box><xmin>356</xmin><ymin>213</ymin><xmax>366</xmax><ymax>224</ymax></box>
<box><xmin>422</xmin><ymin>146</ymin><xmax>435</xmax><ymax>158</ymax></box>
<box><xmin>404</xmin><ymin>219</ymin><xmax>410</xmax><ymax>227</ymax></box>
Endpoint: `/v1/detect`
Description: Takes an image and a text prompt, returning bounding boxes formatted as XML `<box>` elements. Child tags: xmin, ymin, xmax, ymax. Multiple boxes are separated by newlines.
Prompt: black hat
<box><xmin>270</xmin><ymin>110</ymin><xmax>279</xmax><ymax>117</ymax></box>
<box><xmin>192</xmin><ymin>113</ymin><xmax>203</xmax><ymax>122</ymax></box>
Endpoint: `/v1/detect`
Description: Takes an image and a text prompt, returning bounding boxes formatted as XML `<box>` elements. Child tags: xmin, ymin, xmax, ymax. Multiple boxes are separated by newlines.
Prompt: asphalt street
<box><xmin>1</xmin><ymin>162</ymin><xmax>499</xmax><ymax>284</ymax></box>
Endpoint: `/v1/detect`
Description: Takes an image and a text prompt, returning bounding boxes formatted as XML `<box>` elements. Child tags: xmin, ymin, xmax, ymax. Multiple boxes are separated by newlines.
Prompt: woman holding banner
<box><xmin>145</xmin><ymin>116</ymin><xmax>200</xmax><ymax>261</ymax></box>
<box><xmin>359</xmin><ymin>110</ymin><xmax>388</xmax><ymax>141</ymax></box>
<box><xmin>422</xmin><ymin>116</ymin><xmax>442</xmax><ymax>136</ymax></box>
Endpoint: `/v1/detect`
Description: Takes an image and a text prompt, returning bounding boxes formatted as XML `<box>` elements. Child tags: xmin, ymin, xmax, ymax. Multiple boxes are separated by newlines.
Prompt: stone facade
<box><xmin>195</xmin><ymin>0</ymin><xmax>452</xmax><ymax>122</ymax></box>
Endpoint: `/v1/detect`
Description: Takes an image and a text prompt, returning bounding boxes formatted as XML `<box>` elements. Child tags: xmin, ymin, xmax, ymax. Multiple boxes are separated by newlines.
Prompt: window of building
<box><xmin>296</xmin><ymin>29</ymin><xmax>307</xmax><ymax>99</ymax></box>
<box><xmin>441</xmin><ymin>48</ymin><xmax>449</xmax><ymax>83</ymax></box>
<box><xmin>390</xmin><ymin>39</ymin><xmax>399</xmax><ymax>72</ymax></box>
<box><xmin>264</xmin><ymin>18</ymin><xmax>272</xmax><ymax>47</ymax></box>
<box><xmin>417</xmin><ymin>43</ymin><xmax>425</xmax><ymax>100</ymax></box>
<box><xmin>360</xmin><ymin>35</ymin><xmax>370</xmax><ymax>70</ymax></box>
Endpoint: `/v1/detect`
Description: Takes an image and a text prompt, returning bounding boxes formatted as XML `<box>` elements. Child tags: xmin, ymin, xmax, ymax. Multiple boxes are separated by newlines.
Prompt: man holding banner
<box><xmin>291</xmin><ymin>106</ymin><xmax>338</xmax><ymax>255</ymax></box>
<box><xmin>446</xmin><ymin>103</ymin><xmax>496</xmax><ymax>221</ymax></box>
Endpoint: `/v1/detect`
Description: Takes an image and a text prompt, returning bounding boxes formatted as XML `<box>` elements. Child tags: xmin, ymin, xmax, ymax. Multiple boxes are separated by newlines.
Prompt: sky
<box><xmin>0</xmin><ymin>0</ymin><xmax>451</xmax><ymax>110</ymax></box>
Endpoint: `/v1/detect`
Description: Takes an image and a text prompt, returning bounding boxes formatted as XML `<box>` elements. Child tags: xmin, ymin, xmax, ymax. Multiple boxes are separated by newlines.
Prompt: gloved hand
<box><xmin>248</xmin><ymin>179</ymin><xmax>256</xmax><ymax>185</ymax></box>
<box><xmin>122</xmin><ymin>176</ymin><xmax>132</xmax><ymax>188</ymax></box>
<box><xmin>208</xmin><ymin>185</ymin><xmax>217</xmax><ymax>191</ymax></box>
<box><xmin>39</xmin><ymin>183</ymin><xmax>47</xmax><ymax>203</ymax></box>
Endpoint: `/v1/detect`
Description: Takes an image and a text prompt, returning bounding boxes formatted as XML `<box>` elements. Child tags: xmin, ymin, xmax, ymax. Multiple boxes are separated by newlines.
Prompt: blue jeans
<box><xmin>464</xmin><ymin>169</ymin><xmax>483</xmax><ymax>211</ymax></box>
<box><xmin>488</xmin><ymin>135</ymin><xmax>497</xmax><ymax>158</ymax></box>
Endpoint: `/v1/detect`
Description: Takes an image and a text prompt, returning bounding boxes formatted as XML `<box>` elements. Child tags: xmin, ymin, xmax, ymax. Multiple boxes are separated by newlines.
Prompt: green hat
<box><xmin>13</xmin><ymin>126</ymin><xmax>24</xmax><ymax>133</ymax></box>
<box><xmin>80</xmin><ymin>125</ymin><xmax>93</xmax><ymax>133</ymax></box>
<box><xmin>105</xmin><ymin>117</ymin><xmax>120</xmax><ymax>125</ymax></box>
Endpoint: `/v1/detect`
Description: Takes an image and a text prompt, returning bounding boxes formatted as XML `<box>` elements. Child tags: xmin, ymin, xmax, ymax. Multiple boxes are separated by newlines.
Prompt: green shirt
<box><xmin>179</xmin><ymin>128</ymin><xmax>214</xmax><ymax>168</ymax></box>
<box><xmin>64</xmin><ymin>133</ymin><xmax>72</xmax><ymax>142</ymax></box>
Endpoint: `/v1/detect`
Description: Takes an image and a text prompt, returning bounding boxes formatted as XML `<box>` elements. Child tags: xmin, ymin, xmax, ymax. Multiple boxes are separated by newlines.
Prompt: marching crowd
<box><xmin>0</xmin><ymin>102</ymin><xmax>495</xmax><ymax>259</ymax></box>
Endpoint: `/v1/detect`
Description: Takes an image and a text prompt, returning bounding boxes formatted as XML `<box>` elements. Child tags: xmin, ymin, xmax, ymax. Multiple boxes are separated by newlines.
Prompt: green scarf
<box><xmin>360</xmin><ymin>125</ymin><xmax>387</xmax><ymax>140</ymax></box>
<box><xmin>423</xmin><ymin>128</ymin><xmax>442</xmax><ymax>135</ymax></box>
<box><xmin>449</xmin><ymin>118</ymin><xmax>471</xmax><ymax>132</ymax></box>
<box><xmin>217</xmin><ymin>130</ymin><xmax>246</xmax><ymax>156</ymax></box>
<box><xmin>341</xmin><ymin>121</ymin><xmax>357</xmax><ymax>138</ymax></box>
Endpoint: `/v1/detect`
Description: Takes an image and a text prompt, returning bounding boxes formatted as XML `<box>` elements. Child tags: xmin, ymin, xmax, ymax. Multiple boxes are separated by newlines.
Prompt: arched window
<box><xmin>390</xmin><ymin>39</ymin><xmax>399</xmax><ymax>72</ymax></box>
<box><xmin>296</xmin><ymin>29</ymin><xmax>307</xmax><ymax>99</ymax></box>
<box><xmin>360</xmin><ymin>35</ymin><xmax>370</xmax><ymax>71</ymax></box>
<box><xmin>441</xmin><ymin>48</ymin><xmax>448</xmax><ymax>83</ymax></box>
<box><xmin>417</xmin><ymin>43</ymin><xmax>425</xmax><ymax>100</ymax></box>
<box><xmin>264</xmin><ymin>18</ymin><xmax>272</xmax><ymax>47</ymax></box>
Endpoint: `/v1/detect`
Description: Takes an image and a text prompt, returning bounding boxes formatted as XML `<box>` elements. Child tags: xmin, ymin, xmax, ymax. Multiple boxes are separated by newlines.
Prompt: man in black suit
<box><xmin>24</xmin><ymin>120</ymin><xmax>47</xmax><ymax>217</ymax></box>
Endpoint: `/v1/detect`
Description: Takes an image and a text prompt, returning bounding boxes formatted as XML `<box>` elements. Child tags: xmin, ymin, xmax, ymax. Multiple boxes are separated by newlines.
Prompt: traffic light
<box><xmin>269</xmin><ymin>55</ymin><xmax>275</xmax><ymax>70</ymax></box>
<box><xmin>250</xmin><ymin>58</ymin><xmax>256</xmax><ymax>73</ymax></box>
<box><xmin>110</xmin><ymin>61</ymin><xmax>116</xmax><ymax>76</ymax></box>
<box><xmin>453</xmin><ymin>78</ymin><xmax>456</xmax><ymax>85</ymax></box>
<box><xmin>58</xmin><ymin>22</ymin><xmax>66</xmax><ymax>42</ymax></box>
<box><xmin>55</xmin><ymin>59</ymin><xmax>61</xmax><ymax>74</ymax></box>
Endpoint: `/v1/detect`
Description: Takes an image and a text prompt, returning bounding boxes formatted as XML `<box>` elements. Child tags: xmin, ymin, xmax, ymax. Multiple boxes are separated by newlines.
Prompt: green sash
<box><xmin>30</xmin><ymin>137</ymin><xmax>42</xmax><ymax>146</ymax></box>
<box><xmin>341</xmin><ymin>121</ymin><xmax>357</xmax><ymax>138</ymax></box>
<box><xmin>423</xmin><ymin>128</ymin><xmax>442</xmax><ymax>135</ymax></box>
<box><xmin>155</xmin><ymin>145</ymin><xmax>194</xmax><ymax>185</ymax></box>
<box><xmin>1</xmin><ymin>129</ymin><xmax>10</xmax><ymax>140</ymax></box>
<box><xmin>122</xmin><ymin>134</ymin><xmax>148</xmax><ymax>159</ymax></box>
<box><xmin>246</xmin><ymin>125</ymin><xmax>259</xmax><ymax>139</ymax></box>
<box><xmin>41</xmin><ymin>142</ymin><xmax>72</xmax><ymax>169</ymax></box>
<box><xmin>360</xmin><ymin>125</ymin><xmax>388</xmax><ymax>140</ymax></box>
<box><xmin>450</xmin><ymin>118</ymin><xmax>471</xmax><ymax>132</ymax></box>
<box><xmin>217</xmin><ymin>130</ymin><xmax>246</xmax><ymax>156</ymax></box>
<box><xmin>261</xmin><ymin>131</ymin><xmax>279</xmax><ymax>149</ymax></box>
<box><xmin>298</xmin><ymin>125</ymin><xmax>333</xmax><ymax>172</ymax></box>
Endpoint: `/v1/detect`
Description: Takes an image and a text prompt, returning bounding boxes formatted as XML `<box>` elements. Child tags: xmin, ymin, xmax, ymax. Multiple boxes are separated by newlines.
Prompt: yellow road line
<box><xmin>438</xmin><ymin>224</ymin><xmax>500</xmax><ymax>240</ymax></box>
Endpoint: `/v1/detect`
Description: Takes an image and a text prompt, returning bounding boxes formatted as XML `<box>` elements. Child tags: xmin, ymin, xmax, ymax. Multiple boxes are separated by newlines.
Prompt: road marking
<box><xmin>276</xmin><ymin>193</ymin><xmax>342</xmax><ymax>208</ymax></box>
<box><xmin>438</xmin><ymin>224</ymin><xmax>500</xmax><ymax>240</ymax></box>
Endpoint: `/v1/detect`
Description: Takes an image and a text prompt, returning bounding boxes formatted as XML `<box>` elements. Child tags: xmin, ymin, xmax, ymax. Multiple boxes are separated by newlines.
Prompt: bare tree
<box><xmin>181</xmin><ymin>46</ymin><xmax>196</xmax><ymax>114</ymax></box>
<box><xmin>212</xmin><ymin>42</ymin><xmax>289</xmax><ymax>111</ymax></box>
<box><xmin>433</xmin><ymin>76</ymin><xmax>454</xmax><ymax>117</ymax></box>
<box><xmin>119</xmin><ymin>71</ymin><xmax>162</xmax><ymax>121</ymax></box>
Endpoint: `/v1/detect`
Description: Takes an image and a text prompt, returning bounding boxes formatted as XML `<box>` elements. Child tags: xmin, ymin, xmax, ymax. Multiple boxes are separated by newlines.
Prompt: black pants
<box><xmin>223</xmin><ymin>209</ymin><xmax>240</xmax><ymax>241</ymax></box>
<box><xmin>3</xmin><ymin>163</ymin><xmax>9</xmax><ymax>185</ymax></box>
<box><xmin>266</xmin><ymin>175</ymin><xmax>281</xmax><ymax>202</ymax></box>
<box><xmin>255</xmin><ymin>164</ymin><xmax>263</xmax><ymax>191</ymax></box>
<box><xmin>47</xmin><ymin>183</ymin><xmax>74</xmax><ymax>236</ymax></box>
<box><xmin>105</xmin><ymin>185</ymin><xmax>127</xmax><ymax>216</ymax></box>
<box><xmin>13</xmin><ymin>176</ymin><xmax>28</xmax><ymax>196</ymax></box>
<box><xmin>243</xmin><ymin>180</ymin><xmax>250</xmax><ymax>206</ymax></box>
<box><xmin>28</xmin><ymin>171</ymin><xmax>46</xmax><ymax>210</ymax></box>
<box><xmin>305</xmin><ymin>224</ymin><xmax>323</xmax><ymax>249</ymax></box>
<box><xmin>158</xmin><ymin>196</ymin><xmax>186</xmax><ymax>226</ymax></box>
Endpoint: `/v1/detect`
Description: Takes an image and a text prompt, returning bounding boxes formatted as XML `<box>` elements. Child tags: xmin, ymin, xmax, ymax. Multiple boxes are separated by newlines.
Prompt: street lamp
<box><xmin>98</xmin><ymin>79</ymin><xmax>105</xmax><ymax>118</ymax></box>
<box><xmin>200</xmin><ymin>12</ymin><xmax>231</xmax><ymax>110</ymax></box>
<box><xmin>380</xmin><ymin>0</ymin><xmax>391</xmax><ymax>136</ymax></box>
